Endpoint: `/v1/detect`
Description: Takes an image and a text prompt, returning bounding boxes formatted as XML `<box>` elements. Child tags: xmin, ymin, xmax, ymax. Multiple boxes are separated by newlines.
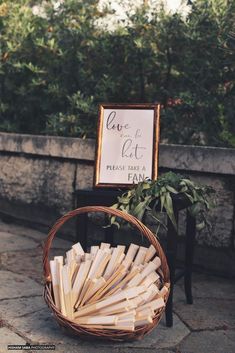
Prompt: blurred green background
<box><xmin>0</xmin><ymin>0</ymin><xmax>234</xmax><ymax>146</ymax></box>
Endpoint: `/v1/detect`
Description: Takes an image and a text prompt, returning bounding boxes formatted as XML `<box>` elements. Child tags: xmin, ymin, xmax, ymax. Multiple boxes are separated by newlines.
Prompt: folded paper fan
<box><xmin>48</xmin><ymin>240</ymin><xmax>168</xmax><ymax>331</ymax></box>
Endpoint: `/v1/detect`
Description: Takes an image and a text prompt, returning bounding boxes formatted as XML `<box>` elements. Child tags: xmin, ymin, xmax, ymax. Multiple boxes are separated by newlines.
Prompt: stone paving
<box><xmin>0</xmin><ymin>219</ymin><xmax>234</xmax><ymax>353</ymax></box>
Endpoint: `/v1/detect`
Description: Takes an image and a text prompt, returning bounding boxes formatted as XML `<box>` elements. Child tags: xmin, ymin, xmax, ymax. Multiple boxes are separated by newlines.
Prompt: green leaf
<box><xmin>160</xmin><ymin>194</ymin><xmax>166</xmax><ymax>212</ymax></box>
<box><xmin>180</xmin><ymin>185</ymin><xmax>189</xmax><ymax>193</ymax></box>
<box><xmin>184</xmin><ymin>193</ymin><xmax>194</xmax><ymax>203</ymax></box>
<box><xmin>110</xmin><ymin>216</ymin><xmax>120</xmax><ymax>229</ymax></box>
<box><xmin>190</xmin><ymin>202</ymin><xmax>201</xmax><ymax>217</ymax></box>
<box><xmin>164</xmin><ymin>192</ymin><xmax>177</xmax><ymax>229</ymax></box>
<box><xmin>196</xmin><ymin>221</ymin><xmax>206</xmax><ymax>231</ymax></box>
<box><xmin>117</xmin><ymin>196</ymin><xmax>131</xmax><ymax>205</ymax></box>
<box><xmin>132</xmin><ymin>197</ymin><xmax>151</xmax><ymax>221</ymax></box>
<box><xmin>166</xmin><ymin>185</ymin><xmax>178</xmax><ymax>194</ymax></box>
<box><xmin>141</xmin><ymin>181</ymin><xmax>151</xmax><ymax>190</ymax></box>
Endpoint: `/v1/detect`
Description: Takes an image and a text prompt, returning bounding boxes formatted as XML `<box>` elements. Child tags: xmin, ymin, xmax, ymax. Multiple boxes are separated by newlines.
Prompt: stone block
<box><xmin>0</xmin><ymin>220</ymin><xmax>47</xmax><ymax>241</ymax></box>
<box><xmin>192</xmin><ymin>175</ymin><xmax>234</xmax><ymax>248</ymax></box>
<box><xmin>0</xmin><ymin>246</ymin><xmax>72</xmax><ymax>285</ymax></box>
<box><xmin>0</xmin><ymin>271</ymin><xmax>42</xmax><ymax>299</ymax></box>
<box><xmin>177</xmin><ymin>242</ymin><xmax>235</xmax><ymax>277</ymax></box>
<box><xmin>0</xmin><ymin>223</ymin><xmax>72</xmax><ymax>249</ymax></box>
<box><xmin>76</xmin><ymin>164</ymin><xmax>94</xmax><ymax>190</ymax></box>
<box><xmin>0</xmin><ymin>296</ymin><xmax>45</xmax><ymax>322</ymax></box>
<box><xmin>55</xmin><ymin>345</ymin><xmax>173</xmax><ymax>353</ymax></box>
<box><xmin>0</xmin><ymin>327</ymin><xmax>26</xmax><ymax>353</ymax></box>
<box><xmin>178</xmin><ymin>330</ymin><xmax>235</xmax><ymax>353</ymax></box>
<box><xmin>159</xmin><ymin>144</ymin><xmax>235</xmax><ymax>175</ymax></box>
<box><xmin>174</xmin><ymin>298</ymin><xmax>235</xmax><ymax>330</ymax></box>
<box><xmin>10</xmin><ymin>309</ymin><xmax>87</xmax><ymax>345</ymax></box>
<box><xmin>0</xmin><ymin>133</ymin><xmax>95</xmax><ymax>161</ymax></box>
<box><xmin>0</xmin><ymin>156</ymin><xmax>75</xmax><ymax>214</ymax></box>
<box><xmin>0</xmin><ymin>231</ymin><xmax>38</xmax><ymax>252</ymax></box>
<box><xmin>185</xmin><ymin>273</ymin><xmax>235</xmax><ymax>300</ymax></box>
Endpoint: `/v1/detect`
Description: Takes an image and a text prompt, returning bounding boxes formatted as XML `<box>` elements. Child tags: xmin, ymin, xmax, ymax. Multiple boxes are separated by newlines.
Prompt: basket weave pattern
<box><xmin>43</xmin><ymin>206</ymin><xmax>170</xmax><ymax>341</ymax></box>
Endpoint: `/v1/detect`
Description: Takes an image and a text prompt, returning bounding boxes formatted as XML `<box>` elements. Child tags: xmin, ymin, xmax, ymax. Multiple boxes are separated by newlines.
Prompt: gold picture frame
<box><xmin>94</xmin><ymin>103</ymin><xmax>160</xmax><ymax>188</ymax></box>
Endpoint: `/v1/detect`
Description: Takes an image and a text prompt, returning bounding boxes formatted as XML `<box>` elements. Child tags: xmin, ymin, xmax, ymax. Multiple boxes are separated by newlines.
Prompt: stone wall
<box><xmin>0</xmin><ymin>133</ymin><xmax>94</xmax><ymax>226</ymax></box>
<box><xmin>0</xmin><ymin>132</ymin><xmax>234</xmax><ymax>275</ymax></box>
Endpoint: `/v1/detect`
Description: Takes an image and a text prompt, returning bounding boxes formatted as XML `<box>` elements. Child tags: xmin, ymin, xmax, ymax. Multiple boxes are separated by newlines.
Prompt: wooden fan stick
<box><xmin>104</xmin><ymin>268</ymin><xmax>140</xmax><ymax>297</ymax></box>
<box><xmin>144</xmin><ymin>244</ymin><xmax>157</xmax><ymax>263</ymax></box>
<box><xmin>49</xmin><ymin>260</ymin><xmax>61</xmax><ymax>310</ymax></box>
<box><xmin>74</xmin><ymin>286</ymin><xmax>146</xmax><ymax>318</ymax></box>
<box><xmin>62</xmin><ymin>264</ymin><xmax>73</xmax><ymax>319</ymax></box>
<box><xmin>79</xmin><ymin>323</ymin><xmax>135</xmax><ymax>332</ymax></box>
<box><xmin>87</xmin><ymin>264</ymin><xmax>126</xmax><ymax>303</ymax></box>
<box><xmin>73</xmin><ymin>260</ymin><xmax>92</xmax><ymax>308</ymax></box>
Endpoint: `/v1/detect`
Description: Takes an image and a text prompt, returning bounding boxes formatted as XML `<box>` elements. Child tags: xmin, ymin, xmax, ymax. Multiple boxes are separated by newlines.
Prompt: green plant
<box><xmin>111</xmin><ymin>172</ymin><xmax>215</xmax><ymax>233</ymax></box>
<box><xmin>0</xmin><ymin>0</ymin><xmax>234</xmax><ymax>146</ymax></box>
<box><xmin>45</xmin><ymin>91</ymin><xmax>96</xmax><ymax>137</ymax></box>
<box><xmin>0</xmin><ymin>0</ymin><xmax>108</xmax><ymax>137</ymax></box>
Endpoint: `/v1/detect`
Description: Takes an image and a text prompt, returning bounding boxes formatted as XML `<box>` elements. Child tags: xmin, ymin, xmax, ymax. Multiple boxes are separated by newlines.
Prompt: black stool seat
<box><xmin>75</xmin><ymin>189</ymin><xmax>196</xmax><ymax>327</ymax></box>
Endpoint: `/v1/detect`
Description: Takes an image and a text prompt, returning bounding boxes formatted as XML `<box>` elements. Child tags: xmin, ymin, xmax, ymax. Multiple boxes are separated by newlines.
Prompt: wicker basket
<box><xmin>43</xmin><ymin>206</ymin><xmax>170</xmax><ymax>341</ymax></box>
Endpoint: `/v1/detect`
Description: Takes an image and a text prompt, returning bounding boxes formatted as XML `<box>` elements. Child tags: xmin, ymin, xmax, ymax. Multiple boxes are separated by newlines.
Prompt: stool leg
<box><xmin>105</xmin><ymin>223</ymin><xmax>115</xmax><ymax>246</ymax></box>
<box><xmin>184</xmin><ymin>209</ymin><xmax>196</xmax><ymax>304</ymax></box>
<box><xmin>165</xmin><ymin>211</ymin><xmax>178</xmax><ymax>327</ymax></box>
<box><xmin>75</xmin><ymin>195</ymin><xmax>88</xmax><ymax>251</ymax></box>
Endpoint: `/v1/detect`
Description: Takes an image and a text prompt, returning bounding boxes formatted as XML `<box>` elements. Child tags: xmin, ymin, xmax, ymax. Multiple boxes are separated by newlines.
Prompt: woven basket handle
<box><xmin>43</xmin><ymin>206</ymin><xmax>170</xmax><ymax>283</ymax></box>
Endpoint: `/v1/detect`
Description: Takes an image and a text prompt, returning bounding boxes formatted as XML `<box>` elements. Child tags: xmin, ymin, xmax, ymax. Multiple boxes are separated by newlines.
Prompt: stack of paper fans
<box><xmin>49</xmin><ymin>242</ymin><xmax>169</xmax><ymax>332</ymax></box>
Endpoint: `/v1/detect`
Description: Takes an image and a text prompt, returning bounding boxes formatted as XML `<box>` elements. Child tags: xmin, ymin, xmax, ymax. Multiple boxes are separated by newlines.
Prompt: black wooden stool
<box><xmin>75</xmin><ymin>189</ymin><xmax>196</xmax><ymax>327</ymax></box>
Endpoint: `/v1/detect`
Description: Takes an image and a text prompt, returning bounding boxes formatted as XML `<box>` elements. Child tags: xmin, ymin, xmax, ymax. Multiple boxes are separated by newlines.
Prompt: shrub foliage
<box><xmin>0</xmin><ymin>0</ymin><xmax>234</xmax><ymax>146</ymax></box>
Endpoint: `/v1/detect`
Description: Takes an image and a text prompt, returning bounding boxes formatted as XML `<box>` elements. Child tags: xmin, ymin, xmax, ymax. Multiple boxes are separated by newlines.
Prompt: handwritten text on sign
<box><xmin>99</xmin><ymin>109</ymin><xmax>154</xmax><ymax>184</ymax></box>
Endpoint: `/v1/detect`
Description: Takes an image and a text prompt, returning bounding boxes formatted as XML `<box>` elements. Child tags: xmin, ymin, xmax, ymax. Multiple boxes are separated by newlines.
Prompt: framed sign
<box><xmin>94</xmin><ymin>103</ymin><xmax>160</xmax><ymax>188</ymax></box>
